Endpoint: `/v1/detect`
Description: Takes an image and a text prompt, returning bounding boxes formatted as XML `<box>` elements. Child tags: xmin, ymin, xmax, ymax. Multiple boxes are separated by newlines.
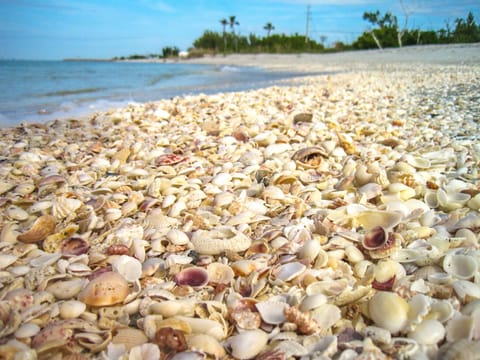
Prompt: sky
<box><xmin>0</xmin><ymin>0</ymin><xmax>478</xmax><ymax>60</ymax></box>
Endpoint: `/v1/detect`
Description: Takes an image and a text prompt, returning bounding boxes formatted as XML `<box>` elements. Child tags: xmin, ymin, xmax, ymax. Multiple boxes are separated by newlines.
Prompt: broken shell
<box><xmin>369</xmin><ymin>291</ymin><xmax>409</xmax><ymax>334</ymax></box>
<box><xmin>291</xmin><ymin>146</ymin><xmax>328</xmax><ymax>168</ymax></box>
<box><xmin>437</xmin><ymin>339</ymin><xmax>480</xmax><ymax>360</ymax></box>
<box><xmin>443</xmin><ymin>253</ymin><xmax>478</xmax><ymax>280</ymax></box>
<box><xmin>0</xmin><ymin>254</ymin><xmax>18</xmax><ymax>270</ymax></box>
<box><xmin>225</xmin><ymin>329</ymin><xmax>269</xmax><ymax>359</ymax></box>
<box><xmin>111</xmin><ymin>327</ymin><xmax>148</xmax><ymax>351</ymax></box>
<box><xmin>78</xmin><ymin>271</ymin><xmax>130</xmax><ymax>306</ymax></box>
<box><xmin>166</xmin><ymin>229</ymin><xmax>190</xmax><ymax>245</ymax></box>
<box><xmin>174</xmin><ymin>267</ymin><xmax>209</xmax><ymax>288</ymax></box>
<box><xmin>61</xmin><ymin>237</ymin><xmax>90</xmax><ymax>256</ymax></box>
<box><xmin>112</xmin><ymin>255</ymin><xmax>143</xmax><ymax>282</ymax></box>
<box><xmin>272</xmin><ymin>261</ymin><xmax>306</xmax><ymax>282</ymax></box>
<box><xmin>186</xmin><ymin>334</ymin><xmax>226</xmax><ymax>358</ymax></box>
<box><xmin>355</xmin><ymin>210</ymin><xmax>402</xmax><ymax>230</ymax></box>
<box><xmin>17</xmin><ymin>215</ymin><xmax>56</xmax><ymax>243</ymax></box>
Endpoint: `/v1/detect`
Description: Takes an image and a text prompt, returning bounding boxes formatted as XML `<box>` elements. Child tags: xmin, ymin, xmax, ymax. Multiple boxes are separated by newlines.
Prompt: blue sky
<box><xmin>1</xmin><ymin>0</ymin><xmax>478</xmax><ymax>60</ymax></box>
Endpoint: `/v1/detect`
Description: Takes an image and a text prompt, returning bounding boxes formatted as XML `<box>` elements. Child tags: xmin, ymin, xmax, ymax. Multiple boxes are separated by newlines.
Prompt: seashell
<box><xmin>111</xmin><ymin>327</ymin><xmax>148</xmax><ymax>351</ymax></box>
<box><xmin>0</xmin><ymin>254</ymin><xmax>18</xmax><ymax>270</ymax></box>
<box><xmin>437</xmin><ymin>188</ymin><xmax>471</xmax><ymax>211</ymax></box>
<box><xmin>166</xmin><ymin>229</ymin><xmax>190</xmax><ymax>245</ymax></box>
<box><xmin>293</xmin><ymin>113</ymin><xmax>313</xmax><ymax>123</ymax></box>
<box><xmin>443</xmin><ymin>253</ymin><xmax>478</xmax><ymax>280</ymax></box>
<box><xmin>272</xmin><ymin>340</ymin><xmax>309</xmax><ymax>357</ymax></box>
<box><xmin>155</xmin><ymin>326</ymin><xmax>188</xmax><ymax>353</ymax></box>
<box><xmin>17</xmin><ymin>215</ymin><xmax>56</xmax><ymax>243</ymax></box>
<box><xmin>174</xmin><ymin>267</ymin><xmax>209</xmax><ymax>288</ymax></box>
<box><xmin>374</xmin><ymin>259</ymin><xmax>398</xmax><ymax>283</ymax></box>
<box><xmin>369</xmin><ymin>291</ymin><xmax>409</xmax><ymax>334</ymax></box>
<box><xmin>30</xmin><ymin>252</ymin><xmax>62</xmax><ymax>267</ymax></box>
<box><xmin>112</xmin><ymin>255</ymin><xmax>143</xmax><ymax>282</ymax></box>
<box><xmin>230</xmin><ymin>298</ymin><xmax>261</xmax><ymax>329</ymax></box>
<box><xmin>255</xmin><ymin>300</ymin><xmax>288</xmax><ymax>325</ymax></box>
<box><xmin>78</xmin><ymin>271</ymin><xmax>130</xmax><ymax>306</ymax></box>
<box><xmin>298</xmin><ymin>239</ymin><xmax>321</xmax><ymax>262</ymax></box>
<box><xmin>429</xmin><ymin>300</ymin><xmax>454</xmax><ymax>323</ymax></box>
<box><xmin>358</xmin><ymin>183</ymin><xmax>382</xmax><ymax>201</ymax></box>
<box><xmin>174</xmin><ymin>316</ymin><xmax>225</xmax><ymax>340</ymax></box>
<box><xmin>311</xmin><ymin>303</ymin><xmax>341</xmax><ymax>329</ymax></box>
<box><xmin>0</xmin><ymin>181</ymin><xmax>15</xmax><ymax>195</ymax></box>
<box><xmin>155</xmin><ymin>153</ymin><xmax>186</xmax><ymax>166</ymax></box>
<box><xmin>363</xmin><ymin>326</ymin><xmax>391</xmax><ymax>345</ymax></box>
<box><xmin>355</xmin><ymin>210</ymin><xmax>402</xmax><ymax>230</ymax></box>
<box><xmin>344</xmin><ymin>245</ymin><xmax>364</xmax><ymax>264</ymax></box>
<box><xmin>149</xmin><ymin>299</ymin><xmax>196</xmax><ymax>318</ymax></box>
<box><xmin>225</xmin><ymin>329</ymin><xmax>269</xmax><ymax>359</ymax></box>
<box><xmin>452</xmin><ymin>280</ymin><xmax>480</xmax><ymax>303</ymax></box>
<box><xmin>47</xmin><ymin>278</ymin><xmax>87</xmax><ymax>300</ymax></box>
<box><xmin>437</xmin><ymin>339</ymin><xmax>480</xmax><ymax>360</ymax></box>
<box><xmin>15</xmin><ymin>322</ymin><xmax>41</xmax><ymax>339</ymax></box>
<box><xmin>404</xmin><ymin>155</ymin><xmax>431</xmax><ymax>169</ymax></box>
<box><xmin>61</xmin><ymin>237</ymin><xmax>90</xmax><ymax>256</ymax></box>
<box><xmin>272</xmin><ymin>261</ymin><xmax>306</xmax><ymax>282</ymax></box>
<box><xmin>206</xmin><ymin>262</ymin><xmax>234</xmax><ymax>284</ymax></box>
<box><xmin>253</xmin><ymin>131</ymin><xmax>277</xmax><ymax>146</ymax></box>
<box><xmin>299</xmin><ymin>294</ymin><xmax>327</xmax><ymax>312</ymax></box>
<box><xmin>5</xmin><ymin>205</ymin><xmax>29</xmax><ymax>221</ymax></box>
<box><xmin>291</xmin><ymin>146</ymin><xmax>327</xmax><ymax>168</ymax></box>
<box><xmin>445</xmin><ymin>314</ymin><xmax>474</xmax><ymax>342</ymax></box>
<box><xmin>186</xmin><ymin>334</ymin><xmax>226</xmax><ymax>358</ymax></box>
<box><xmin>59</xmin><ymin>300</ymin><xmax>87</xmax><ymax>319</ymax></box>
<box><xmin>191</xmin><ymin>226</ymin><xmax>252</xmax><ymax>255</ymax></box>
<box><xmin>390</xmin><ymin>248</ymin><xmax>422</xmax><ymax>263</ymax></box>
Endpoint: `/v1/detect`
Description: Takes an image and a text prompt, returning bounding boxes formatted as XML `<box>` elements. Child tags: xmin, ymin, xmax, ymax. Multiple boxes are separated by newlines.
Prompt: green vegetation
<box><xmin>191</xmin><ymin>11</ymin><xmax>480</xmax><ymax>56</ymax></box>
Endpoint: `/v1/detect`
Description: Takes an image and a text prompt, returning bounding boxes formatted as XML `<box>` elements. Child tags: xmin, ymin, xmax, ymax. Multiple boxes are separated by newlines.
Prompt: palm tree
<box><xmin>220</xmin><ymin>18</ymin><xmax>228</xmax><ymax>55</ymax></box>
<box><xmin>229</xmin><ymin>15</ymin><xmax>240</xmax><ymax>52</ymax></box>
<box><xmin>263</xmin><ymin>22</ymin><xmax>275</xmax><ymax>37</ymax></box>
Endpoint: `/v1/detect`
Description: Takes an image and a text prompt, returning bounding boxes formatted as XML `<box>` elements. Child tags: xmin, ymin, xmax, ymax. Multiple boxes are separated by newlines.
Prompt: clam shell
<box><xmin>255</xmin><ymin>300</ymin><xmax>288</xmax><ymax>324</ymax></box>
<box><xmin>5</xmin><ymin>205</ymin><xmax>29</xmax><ymax>221</ymax></box>
<box><xmin>47</xmin><ymin>278</ymin><xmax>87</xmax><ymax>300</ymax></box>
<box><xmin>59</xmin><ymin>300</ymin><xmax>86</xmax><ymax>319</ymax></box>
<box><xmin>311</xmin><ymin>303</ymin><xmax>341</xmax><ymax>329</ymax></box>
<box><xmin>0</xmin><ymin>254</ymin><xmax>17</xmax><ymax>270</ymax></box>
<box><xmin>78</xmin><ymin>271</ymin><xmax>130</xmax><ymax>306</ymax></box>
<box><xmin>225</xmin><ymin>329</ymin><xmax>268</xmax><ymax>359</ymax></box>
<box><xmin>17</xmin><ymin>215</ymin><xmax>56</xmax><ymax>243</ymax></box>
<box><xmin>355</xmin><ymin>210</ymin><xmax>402</xmax><ymax>230</ymax></box>
<box><xmin>408</xmin><ymin>319</ymin><xmax>445</xmax><ymax>345</ymax></box>
<box><xmin>149</xmin><ymin>299</ymin><xmax>196</xmax><ymax>317</ymax></box>
<box><xmin>112</xmin><ymin>255</ymin><xmax>143</xmax><ymax>282</ymax></box>
<box><xmin>443</xmin><ymin>254</ymin><xmax>478</xmax><ymax>280</ymax></box>
<box><xmin>15</xmin><ymin>323</ymin><xmax>41</xmax><ymax>339</ymax></box>
<box><xmin>174</xmin><ymin>267</ymin><xmax>209</xmax><ymax>288</ymax></box>
<box><xmin>445</xmin><ymin>314</ymin><xmax>474</xmax><ymax>342</ymax></box>
<box><xmin>206</xmin><ymin>262</ymin><xmax>234</xmax><ymax>284</ymax></box>
<box><xmin>299</xmin><ymin>294</ymin><xmax>328</xmax><ymax>312</ymax></box>
<box><xmin>174</xmin><ymin>316</ymin><xmax>225</xmax><ymax>341</ymax></box>
<box><xmin>273</xmin><ymin>261</ymin><xmax>306</xmax><ymax>282</ymax></box>
<box><xmin>369</xmin><ymin>291</ymin><xmax>409</xmax><ymax>334</ymax></box>
<box><xmin>166</xmin><ymin>229</ymin><xmax>190</xmax><ymax>245</ymax></box>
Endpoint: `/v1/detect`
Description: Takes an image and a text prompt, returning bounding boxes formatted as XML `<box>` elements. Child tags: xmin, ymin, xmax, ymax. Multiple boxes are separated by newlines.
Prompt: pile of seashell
<box><xmin>0</xmin><ymin>64</ymin><xmax>479</xmax><ymax>360</ymax></box>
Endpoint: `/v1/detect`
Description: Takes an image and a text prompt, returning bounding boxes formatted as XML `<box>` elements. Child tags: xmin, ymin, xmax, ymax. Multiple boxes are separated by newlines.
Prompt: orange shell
<box><xmin>17</xmin><ymin>215</ymin><xmax>56</xmax><ymax>243</ymax></box>
<box><xmin>78</xmin><ymin>271</ymin><xmax>129</xmax><ymax>306</ymax></box>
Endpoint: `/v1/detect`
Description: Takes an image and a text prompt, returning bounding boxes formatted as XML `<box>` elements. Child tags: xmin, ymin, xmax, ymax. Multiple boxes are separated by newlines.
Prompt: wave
<box><xmin>41</xmin><ymin>87</ymin><xmax>105</xmax><ymax>97</ymax></box>
<box><xmin>219</xmin><ymin>65</ymin><xmax>242</xmax><ymax>72</ymax></box>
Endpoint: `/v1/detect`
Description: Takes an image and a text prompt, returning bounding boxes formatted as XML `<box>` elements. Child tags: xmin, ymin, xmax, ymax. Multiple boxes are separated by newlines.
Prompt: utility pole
<box><xmin>305</xmin><ymin>4</ymin><xmax>311</xmax><ymax>45</ymax></box>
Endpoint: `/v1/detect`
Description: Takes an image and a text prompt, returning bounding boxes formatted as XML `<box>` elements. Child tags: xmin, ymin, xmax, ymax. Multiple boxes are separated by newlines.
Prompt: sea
<box><xmin>0</xmin><ymin>60</ymin><xmax>304</xmax><ymax>128</ymax></box>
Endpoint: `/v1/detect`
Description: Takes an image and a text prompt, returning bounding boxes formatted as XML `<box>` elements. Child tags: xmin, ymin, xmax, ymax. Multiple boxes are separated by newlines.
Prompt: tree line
<box><xmin>191</xmin><ymin>11</ymin><xmax>480</xmax><ymax>55</ymax></box>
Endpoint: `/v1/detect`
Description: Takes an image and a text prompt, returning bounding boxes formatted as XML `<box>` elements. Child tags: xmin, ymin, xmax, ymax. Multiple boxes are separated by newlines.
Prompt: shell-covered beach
<box><xmin>1</xmin><ymin>45</ymin><xmax>480</xmax><ymax>359</ymax></box>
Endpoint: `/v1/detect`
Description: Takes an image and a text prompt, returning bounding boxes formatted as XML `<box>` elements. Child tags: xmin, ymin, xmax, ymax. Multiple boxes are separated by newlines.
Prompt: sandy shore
<box><xmin>0</xmin><ymin>44</ymin><xmax>479</xmax><ymax>358</ymax></box>
<box><xmin>184</xmin><ymin>43</ymin><xmax>480</xmax><ymax>71</ymax></box>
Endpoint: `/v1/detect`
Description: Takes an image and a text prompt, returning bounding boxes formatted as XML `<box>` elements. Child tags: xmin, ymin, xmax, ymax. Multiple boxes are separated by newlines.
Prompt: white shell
<box><xmin>299</xmin><ymin>294</ymin><xmax>328</xmax><ymax>312</ymax></box>
<box><xmin>273</xmin><ymin>262</ymin><xmax>306</xmax><ymax>282</ymax></box>
<box><xmin>255</xmin><ymin>300</ymin><xmax>288</xmax><ymax>324</ymax></box>
<box><xmin>191</xmin><ymin>226</ymin><xmax>252</xmax><ymax>255</ymax></box>
<box><xmin>443</xmin><ymin>254</ymin><xmax>478</xmax><ymax>280</ymax></box>
<box><xmin>369</xmin><ymin>291</ymin><xmax>409</xmax><ymax>333</ymax></box>
<box><xmin>226</xmin><ymin>329</ymin><xmax>268</xmax><ymax>359</ymax></box>
<box><xmin>0</xmin><ymin>254</ymin><xmax>18</xmax><ymax>270</ymax></box>
<box><xmin>59</xmin><ymin>300</ymin><xmax>87</xmax><ymax>319</ymax></box>
<box><xmin>15</xmin><ymin>323</ymin><xmax>40</xmax><ymax>338</ymax></box>
<box><xmin>408</xmin><ymin>319</ymin><xmax>445</xmax><ymax>345</ymax></box>
<box><xmin>452</xmin><ymin>280</ymin><xmax>480</xmax><ymax>302</ymax></box>
<box><xmin>446</xmin><ymin>314</ymin><xmax>474</xmax><ymax>342</ymax></box>
<box><xmin>311</xmin><ymin>303</ymin><xmax>341</xmax><ymax>329</ymax></box>
<box><xmin>298</xmin><ymin>239</ymin><xmax>321</xmax><ymax>262</ymax></box>
<box><xmin>166</xmin><ymin>229</ymin><xmax>190</xmax><ymax>245</ymax></box>
<box><xmin>112</xmin><ymin>255</ymin><xmax>143</xmax><ymax>282</ymax></box>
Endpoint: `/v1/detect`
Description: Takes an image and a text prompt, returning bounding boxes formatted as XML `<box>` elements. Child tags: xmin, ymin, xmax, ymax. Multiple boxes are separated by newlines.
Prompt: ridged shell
<box><xmin>111</xmin><ymin>327</ymin><xmax>148</xmax><ymax>351</ymax></box>
<box><xmin>226</xmin><ymin>329</ymin><xmax>268</xmax><ymax>359</ymax></box>
<box><xmin>17</xmin><ymin>215</ymin><xmax>56</xmax><ymax>243</ymax></box>
<box><xmin>206</xmin><ymin>262</ymin><xmax>234</xmax><ymax>284</ymax></box>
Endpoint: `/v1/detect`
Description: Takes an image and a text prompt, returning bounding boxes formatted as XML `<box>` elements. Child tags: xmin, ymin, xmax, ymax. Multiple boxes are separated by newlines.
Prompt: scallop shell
<box><xmin>191</xmin><ymin>226</ymin><xmax>252</xmax><ymax>255</ymax></box>
<box><xmin>17</xmin><ymin>215</ymin><xmax>56</xmax><ymax>243</ymax></box>
<box><xmin>78</xmin><ymin>271</ymin><xmax>130</xmax><ymax>306</ymax></box>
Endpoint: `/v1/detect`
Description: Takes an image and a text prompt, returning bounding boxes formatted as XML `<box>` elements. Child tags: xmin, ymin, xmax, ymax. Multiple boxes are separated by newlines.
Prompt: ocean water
<box><xmin>0</xmin><ymin>60</ymin><xmax>302</xmax><ymax>127</ymax></box>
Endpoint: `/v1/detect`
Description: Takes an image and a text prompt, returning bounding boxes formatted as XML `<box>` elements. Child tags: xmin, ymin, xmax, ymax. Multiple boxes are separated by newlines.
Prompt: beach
<box><xmin>0</xmin><ymin>44</ymin><xmax>480</xmax><ymax>359</ymax></box>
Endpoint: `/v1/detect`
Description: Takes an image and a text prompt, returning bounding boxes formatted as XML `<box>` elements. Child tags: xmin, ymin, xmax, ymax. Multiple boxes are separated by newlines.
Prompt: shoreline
<box><xmin>0</xmin><ymin>46</ymin><xmax>479</xmax><ymax>358</ymax></box>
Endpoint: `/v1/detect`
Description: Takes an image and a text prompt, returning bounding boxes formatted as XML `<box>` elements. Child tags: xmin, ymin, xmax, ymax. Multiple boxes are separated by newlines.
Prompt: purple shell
<box><xmin>174</xmin><ymin>267</ymin><xmax>209</xmax><ymax>288</ymax></box>
<box><xmin>362</xmin><ymin>226</ymin><xmax>389</xmax><ymax>250</ymax></box>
